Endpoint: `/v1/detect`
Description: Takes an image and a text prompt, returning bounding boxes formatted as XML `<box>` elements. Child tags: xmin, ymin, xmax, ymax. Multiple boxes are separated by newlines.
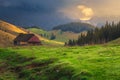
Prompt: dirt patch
<box><xmin>25</xmin><ymin>58</ymin><xmax>57</xmax><ymax>69</ymax></box>
<box><xmin>6</xmin><ymin>55</ymin><xmax>35</xmax><ymax>64</ymax></box>
<box><xmin>0</xmin><ymin>62</ymin><xmax>8</xmax><ymax>73</ymax></box>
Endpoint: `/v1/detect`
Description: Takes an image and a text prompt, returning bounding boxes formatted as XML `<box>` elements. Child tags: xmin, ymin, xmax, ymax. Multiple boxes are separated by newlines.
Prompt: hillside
<box><xmin>0</xmin><ymin>20</ymin><xmax>26</xmax><ymax>35</ymax></box>
<box><xmin>50</xmin><ymin>30</ymin><xmax>83</xmax><ymax>42</ymax></box>
<box><xmin>53</xmin><ymin>22</ymin><xmax>95</xmax><ymax>33</ymax></box>
<box><xmin>0</xmin><ymin>20</ymin><xmax>63</xmax><ymax>47</ymax></box>
<box><xmin>27</xmin><ymin>28</ymin><xmax>47</xmax><ymax>35</ymax></box>
<box><xmin>107</xmin><ymin>38</ymin><xmax>120</xmax><ymax>45</ymax></box>
<box><xmin>26</xmin><ymin>28</ymin><xmax>64</xmax><ymax>45</ymax></box>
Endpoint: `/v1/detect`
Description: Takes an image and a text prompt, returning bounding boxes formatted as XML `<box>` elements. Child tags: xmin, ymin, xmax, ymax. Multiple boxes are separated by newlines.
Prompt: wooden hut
<box><xmin>14</xmin><ymin>33</ymin><xmax>41</xmax><ymax>45</ymax></box>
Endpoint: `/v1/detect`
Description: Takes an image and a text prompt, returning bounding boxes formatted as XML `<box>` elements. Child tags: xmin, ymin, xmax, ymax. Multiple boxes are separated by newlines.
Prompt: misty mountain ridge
<box><xmin>52</xmin><ymin>22</ymin><xmax>95</xmax><ymax>33</ymax></box>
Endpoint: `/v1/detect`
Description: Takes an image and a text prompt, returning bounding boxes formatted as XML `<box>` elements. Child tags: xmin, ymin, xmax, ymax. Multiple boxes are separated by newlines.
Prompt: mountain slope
<box><xmin>53</xmin><ymin>22</ymin><xmax>95</xmax><ymax>33</ymax></box>
<box><xmin>27</xmin><ymin>28</ymin><xmax>47</xmax><ymax>34</ymax></box>
<box><xmin>0</xmin><ymin>20</ymin><xmax>26</xmax><ymax>35</ymax></box>
<box><xmin>50</xmin><ymin>30</ymin><xmax>82</xmax><ymax>42</ymax></box>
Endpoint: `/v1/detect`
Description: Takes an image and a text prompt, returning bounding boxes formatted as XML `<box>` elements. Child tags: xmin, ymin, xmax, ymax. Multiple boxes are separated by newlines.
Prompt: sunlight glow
<box><xmin>59</xmin><ymin>5</ymin><xmax>94</xmax><ymax>21</ymax></box>
<box><xmin>77</xmin><ymin>5</ymin><xmax>94</xmax><ymax>21</ymax></box>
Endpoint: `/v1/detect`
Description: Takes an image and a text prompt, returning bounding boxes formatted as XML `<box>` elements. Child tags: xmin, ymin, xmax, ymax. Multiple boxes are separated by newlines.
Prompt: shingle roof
<box><xmin>14</xmin><ymin>33</ymin><xmax>35</xmax><ymax>42</ymax></box>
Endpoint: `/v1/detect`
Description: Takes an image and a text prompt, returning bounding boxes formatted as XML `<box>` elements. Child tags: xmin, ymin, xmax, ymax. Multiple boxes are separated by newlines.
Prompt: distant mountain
<box><xmin>52</xmin><ymin>22</ymin><xmax>95</xmax><ymax>33</ymax></box>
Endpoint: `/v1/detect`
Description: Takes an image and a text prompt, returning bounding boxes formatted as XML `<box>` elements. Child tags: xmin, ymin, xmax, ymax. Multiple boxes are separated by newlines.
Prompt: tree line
<box><xmin>66</xmin><ymin>21</ymin><xmax>120</xmax><ymax>46</ymax></box>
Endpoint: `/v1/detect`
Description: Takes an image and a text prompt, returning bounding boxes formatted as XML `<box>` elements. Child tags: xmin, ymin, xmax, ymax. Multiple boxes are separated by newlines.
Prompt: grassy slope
<box><xmin>0</xmin><ymin>30</ymin><xmax>16</xmax><ymax>47</ymax></box>
<box><xmin>0</xmin><ymin>20</ymin><xmax>26</xmax><ymax>34</ymax></box>
<box><xmin>50</xmin><ymin>30</ymin><xmax>81</xmax><ymax>42</ymax></box>
<box><xmin>27</xmin><ymin>28</ymin><xmax>47</xmax><ymax>34</ymax></box>
<box><xmin>0</xmin><ymin>44</ymin><xmax>120</xmax><ymax>80</ymax></box>
<box><xmin>107</xmin><ymin>38</ymin><xmax>120</xmax><ymax>45</ymax></box>
<box><xmin>27</xmin><ymin>28</ymin><xmax>82</xmax><ymax>42</ymax></box>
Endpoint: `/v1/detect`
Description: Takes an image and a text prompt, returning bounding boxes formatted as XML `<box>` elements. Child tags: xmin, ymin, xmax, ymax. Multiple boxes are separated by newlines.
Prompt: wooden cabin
<box><xmin>14</xmin><ymin>33</ymin><xmax>41</xmax><ymax>45</ymax></box>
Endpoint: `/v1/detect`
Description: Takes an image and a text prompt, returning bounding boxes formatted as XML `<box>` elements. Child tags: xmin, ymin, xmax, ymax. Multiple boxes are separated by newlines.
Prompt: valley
<box><xmin>0</xmin><ymin>20</ymin><xmax>120</xmax><ymax>80</ymax></box>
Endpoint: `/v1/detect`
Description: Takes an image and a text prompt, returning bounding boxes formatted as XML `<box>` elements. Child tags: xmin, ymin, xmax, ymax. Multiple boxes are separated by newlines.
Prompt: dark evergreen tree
<box><xmin>50</xmin><ymin>33</ymin><xmax>56</xmax><ymax>40</ymax></box>
<box><xmin>67</xmin><ymin>21</ymin><xmax>120</xmax><ymax>46</ymax></box>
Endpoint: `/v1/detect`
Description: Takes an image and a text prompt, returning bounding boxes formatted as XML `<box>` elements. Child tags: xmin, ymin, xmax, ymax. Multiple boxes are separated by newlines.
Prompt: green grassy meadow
<box><xmin>0</xmin><ymin>44</ymin><xmax>120</xmax><ymax>80</ymax></box>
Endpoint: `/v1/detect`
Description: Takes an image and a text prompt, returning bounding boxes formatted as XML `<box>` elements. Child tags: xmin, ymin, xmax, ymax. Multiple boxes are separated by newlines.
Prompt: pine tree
<box><xmin>67</xmin><ymin>21</ymin><xmax>120</xmax><ymax>46</ymax></box>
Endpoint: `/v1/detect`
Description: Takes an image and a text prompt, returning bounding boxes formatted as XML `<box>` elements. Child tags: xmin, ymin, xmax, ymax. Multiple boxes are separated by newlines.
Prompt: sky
<box><xmin>0</xmin><ymin>0</ymin><xmax>120</xmax><ymax>30</ymax></box>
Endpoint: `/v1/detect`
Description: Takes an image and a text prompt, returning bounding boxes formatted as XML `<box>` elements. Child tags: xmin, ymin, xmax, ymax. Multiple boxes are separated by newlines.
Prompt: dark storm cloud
<box><xmin>0</xmin><ymin>0</ymin><xmax>64</xmax><ymax>13</ymax></box>
<box><xmin>0</xmin><ymin>0</ymin><xmax>120</xmax><ymax>29</ymax></box>
<box><xmin>0</xmin><ymin>0</ymin><xmax>69</xmax><ymax>29</ymax></box>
